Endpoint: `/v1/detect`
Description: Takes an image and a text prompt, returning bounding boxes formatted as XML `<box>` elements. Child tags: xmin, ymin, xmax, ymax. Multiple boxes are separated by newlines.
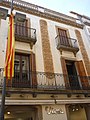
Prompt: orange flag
<box><xmin>4</xmin><ymin>14</ymin><xmax>15</xmax><ymax>80</ymax></box>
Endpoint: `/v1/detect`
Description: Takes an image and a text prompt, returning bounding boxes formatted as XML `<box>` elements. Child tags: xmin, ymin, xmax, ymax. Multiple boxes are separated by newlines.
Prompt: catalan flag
<box><xmin>4</xmin><ymin>14</ymin><xmax>15</xmax><ymax>80</ymax></box>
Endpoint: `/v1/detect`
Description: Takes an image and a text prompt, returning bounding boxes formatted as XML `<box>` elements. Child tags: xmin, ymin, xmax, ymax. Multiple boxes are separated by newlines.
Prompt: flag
<box><xmin>4</xmin><ymin>14</ymin><xmax>15</xmax><ymax>80</ymax></box>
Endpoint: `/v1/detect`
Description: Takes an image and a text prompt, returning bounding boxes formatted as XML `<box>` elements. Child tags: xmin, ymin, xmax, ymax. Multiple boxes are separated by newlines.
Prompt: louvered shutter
<box><xmin>75</xmin><ymin>60</ymin><xmax>89</xmax><ymax>89</ymax></box>
<box><xmin>58</xmin><ymin>28</ymin><xmax>69</xmax><ymax>46</ymax></box>
<box><xmin>15</xmin><ymin>20</ymin><xmax>28</xmax><ymax>37</ymax></box>
<box><xmin>30</xmin><ymin>53</ymin><xmax>37</xmax><ymax>87</ymax></box>
<box><xmin>61</xmin><ymin>57</ymin><xmax>70</xmax><ymax>88</ymax></box>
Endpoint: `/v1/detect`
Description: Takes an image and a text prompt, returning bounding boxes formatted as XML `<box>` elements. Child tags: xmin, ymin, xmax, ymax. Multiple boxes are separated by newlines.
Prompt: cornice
<box><xmin>1</xmin><ymin>99</ymin><xmax>90</xmax><ymax>105</ymax></box>
<box><xmin>84</xmin><ymin>21</ymin><xmax>90</xmax><ymax>26</ymax></box>
<box><xmin>0</xmin><ymin>1</ymin><xmax>83</xmax><ymax>29</ymax></box>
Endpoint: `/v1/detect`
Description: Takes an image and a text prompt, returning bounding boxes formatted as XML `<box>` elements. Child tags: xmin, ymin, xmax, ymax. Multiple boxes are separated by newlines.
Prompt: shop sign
<box><xmin>45</xmin><ymin>106</ymin><xmax>64</xmax><ymax>115</ymax></box>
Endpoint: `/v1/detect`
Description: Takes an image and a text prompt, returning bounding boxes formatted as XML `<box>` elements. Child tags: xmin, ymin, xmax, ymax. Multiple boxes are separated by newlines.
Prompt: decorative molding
<box><xmin>40</xmin><ymin>19</ymin><xmax>54</xmax><ymax>74</ymax></box>
<box><xmin>0</xmin><ymin>99</ymin><xmax>90</xmax><ymax>105</ymax></box>
<box><xmin>0</xmin><ymin>0</ymin><xmax>83</xmax><ymax>29</ymax></box>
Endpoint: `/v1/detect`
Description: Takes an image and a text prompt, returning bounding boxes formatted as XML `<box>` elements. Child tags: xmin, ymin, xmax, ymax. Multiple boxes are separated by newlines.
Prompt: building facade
<box><xmin>0</xmin><ymin>0</ymin><xmax>90</xmax><ymax>120</ymax></box>
<box><xmin>70</xmin><ymin>11</ymin><xmax>90</xmax><ymax>59</ymax></box>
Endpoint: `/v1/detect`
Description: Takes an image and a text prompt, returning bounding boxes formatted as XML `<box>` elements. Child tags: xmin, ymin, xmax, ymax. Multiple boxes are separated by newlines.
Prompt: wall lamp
<box><xmin>0</xmin><ymin>8</ymin><xmax>8</xmax><ymax>20</ymax></box>
<box><xmin>0</xmin><ymin>7</ymin><xmax>26</xmax><ymax>22</ymax></box>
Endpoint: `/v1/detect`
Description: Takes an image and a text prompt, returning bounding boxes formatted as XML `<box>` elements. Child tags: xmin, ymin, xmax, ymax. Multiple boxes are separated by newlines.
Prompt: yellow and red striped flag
<box><xmin>4</xmin><ymin>14</ymin><xmax>15</xmax><ymax>80</ymax></box>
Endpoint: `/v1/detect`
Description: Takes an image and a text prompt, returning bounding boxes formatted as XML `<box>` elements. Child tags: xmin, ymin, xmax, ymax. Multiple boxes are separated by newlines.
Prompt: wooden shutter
<box><xmin>58</xmin><ymin>28</ymin><xmax>69</xmax><ymax>46</ymax></box>
<box><xmin>30</xmin><ymin>53</ymin><xmax>37</xmax><ymax>87</ymax></box>
<box><xmin>61</xmin><ymin>57</ymin><xmax>70</xmax><ymax>88</ymax></box>
<box><xmin>15</xmin><ymin>20</ymin><xmax>28</xmax><ymax>37</ymax></box>
<box><xmin>75</xmin><ymin>60</ymin><xmax>89</xmax><ymax>89</ymax></box>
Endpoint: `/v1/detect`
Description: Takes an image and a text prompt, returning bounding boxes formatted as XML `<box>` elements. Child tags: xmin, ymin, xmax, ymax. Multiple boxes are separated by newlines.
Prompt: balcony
<box><xmin>15</xmin><ymin>24</ymin><xmax>37</xmax><ymax>48</ymax></box>
<box><xmin>0</xmin><ymin>68</ymin><xmax>90</xmax><ymax>95</ymax></box>
<box><xmin>55</xmin><ymin>35</ymin><xmax>79</xmax><ymax>55</ymax></box>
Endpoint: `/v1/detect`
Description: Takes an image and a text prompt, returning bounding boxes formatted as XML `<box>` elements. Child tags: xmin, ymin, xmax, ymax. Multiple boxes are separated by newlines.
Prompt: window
<box><xmin>61</xmin><ymin>57</ymin><xmax>89</xmax><ymax>90</ymax></box>
<box><xmin>15</xmin><ymin>20</ymin><xmax>28</xmax><ymax>37</ymax></box>
<box><xmin>14</xmin><ymin>54</ymin><xmax>30</xmax><ymax>87</ymax></box>
<box><xmin>13</xmin><ymin>53</ymin><xmax>37</xmax><ymax>88</ymax></box>
<box><xmin>66</xmin><ymin>60</ymin><xmax>80</xmax><ymax>89</ymax></box>
<box><xmin>58</xmin><ymin>28</ymin><xmax>70</xmax><ymax>46</ymax></box>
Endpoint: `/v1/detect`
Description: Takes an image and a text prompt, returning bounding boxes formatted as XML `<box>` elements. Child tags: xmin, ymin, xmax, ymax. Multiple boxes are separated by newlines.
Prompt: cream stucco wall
<box><xmin>0</xmin><ymin>5</ymin><xmax>90</xmax><ymax>120</ymax></box>
<box><xmin>47</xmin><ymin>19</ymin><xmax>83</xmax><ymax>74</ymax></box>
<box><xmin>0</xmin><ymin>8</ymin><xmax>86</xmax><ymax>73</ymax></box>
<box><xmin>0</xmin><ymin>10</ymin><xmax>87</xmax><ymax>87</ymax></box>
<box><xmin>14</xmin><ymin>12</ymin><xmax>85</xmax><ymax>74</ymax></box>
<box><xmin>0</xmin><ymin>7</ymin><xmax>85</xmax><ymax>73</ymax></box>
<box><xmin>0</xmin><ymin>19</ymin><xmax>8</xmax><ymax>68</ymax></box>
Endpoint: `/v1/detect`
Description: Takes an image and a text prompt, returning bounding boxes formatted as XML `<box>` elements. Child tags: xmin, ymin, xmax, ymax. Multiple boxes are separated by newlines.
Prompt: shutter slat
<box><xmin>30</xmin><ymin>53</ymin><xmax>37</xmax><ymax>87</ymax></box>
<box><xmin>61</xmin><ymin>57</ymin><xmax>70</xmax><ymax>88</ymax></box>
<box><xmin>75</xmin><ymin>61</ymin><xmax>89</xmax><ymax>89</ymax></box>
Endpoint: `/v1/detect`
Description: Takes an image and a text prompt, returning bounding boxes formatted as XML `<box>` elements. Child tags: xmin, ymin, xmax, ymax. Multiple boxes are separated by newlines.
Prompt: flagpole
<box><xmin>0</xmin><ymin>0</ymin><xmax>13</xmax><ymax>120</ymax></box>
<box><xmin>0</xmin><ymin>77</ymin><xmax>6</xmax><ymax>120</ymax></box>
<box><xmin>11</xmin><ymin>0</ymin><xmax>13</xmax><ymax>14</ymax></box>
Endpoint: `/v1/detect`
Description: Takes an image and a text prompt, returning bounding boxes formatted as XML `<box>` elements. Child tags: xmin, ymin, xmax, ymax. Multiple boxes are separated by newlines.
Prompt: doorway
<box><xmin>67</xmin><ymin>104</ymin><xmax>87</xmax><ymax>120</ymax></box>
<box><xmin>13</xmin><ymin>53</ymin><xmax>30</xmax><ymax>88</ymax></box>
<box><xmin>5</xmin><ymin>106</ymin><xmax>38</xmax><ymax>120</ymax></box>
<box><xmin>66</xmin><ymin>60</ymin><xmax>80</xmax><ymax>89</ymax></box>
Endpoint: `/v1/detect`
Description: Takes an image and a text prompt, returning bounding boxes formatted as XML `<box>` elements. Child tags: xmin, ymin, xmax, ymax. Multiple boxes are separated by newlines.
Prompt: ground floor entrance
<box><xmin>4</xmin><ymin>104</ymin><xmax>90</xmax><ymax>120</ymax></box>
<box><xmin>4</xmin><ymin>105</ymin><xmax>67</xmax><ymax>120</ymax></box>
<box><xmin>67</xmin><ymin>104</ymin><xmax>90</xmax><ymax>120</ymax></box>
<box><xmin>4</xmin><ymin>106</ymin><xmax>39</xmax><ymax>120</ymax></box>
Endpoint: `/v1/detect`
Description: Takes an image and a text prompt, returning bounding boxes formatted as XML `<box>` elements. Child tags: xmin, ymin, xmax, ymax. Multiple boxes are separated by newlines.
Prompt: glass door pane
<box><xmin>66</xmin><ymin>61</ymin><xmax>80</xmax><ymax>90</ymax></box>
<box><xmin>21</xmin><ymin>55</ymin><xmax>29</xmax><ymax>82</ymax></box>
<box><xmin>13</xmin><ymin>54</ymin><xmax>30</xmax><ymax>88</ymax></box>
<box><xmin>14</xmin><ymin>55</ymin><xmax>20</xmax><ymax>83</ymax></box>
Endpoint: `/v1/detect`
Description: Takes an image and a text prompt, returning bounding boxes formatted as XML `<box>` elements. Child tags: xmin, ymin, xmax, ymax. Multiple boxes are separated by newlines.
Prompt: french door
<box><xmin>66</xmin><ymin>61</ymin><xmax>80</xmax><ymax>90</ymax></box>
<box><xmin>13</xmin><ymin>53</ymin><xmax>30</xmax><ymax>87</ymax></box>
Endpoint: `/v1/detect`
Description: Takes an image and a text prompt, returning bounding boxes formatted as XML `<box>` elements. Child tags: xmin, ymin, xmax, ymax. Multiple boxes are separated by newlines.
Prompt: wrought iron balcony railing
<box><xmin>55</xmin><ymin>35</ymin><xmax>79</xmax><ymax>54</ymax></box>
<box><xmin>15</xmin><ymin>24</ymin><xmax>37</xmax><ymax>48</ymax></box>
<box><xmin>0</xmin><ymin>68</ymin><xmax>90</xmax><ymax>91</ymax></box>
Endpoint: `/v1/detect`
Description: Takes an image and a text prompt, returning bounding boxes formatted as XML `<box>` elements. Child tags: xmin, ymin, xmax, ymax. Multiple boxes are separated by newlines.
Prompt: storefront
<box><xmin>4</xmin><ymin>106</ymin><xmax>41</xmax><ymax>120</ymax></box>
<box><xmin>4</xmin><ymin>105</ymin><xmax>67</xmax><ymax>120</ymax></box>
<box><xmin>67</xmin><ymin>104</ymin><xmax>88</xmax><ymax>120</ymax></box>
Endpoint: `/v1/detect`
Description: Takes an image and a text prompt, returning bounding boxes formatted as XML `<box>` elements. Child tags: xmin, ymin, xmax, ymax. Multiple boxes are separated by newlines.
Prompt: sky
<box><xmin>24</xmin><ymin>0</ymin><xmax>90</xmax><ymax>17</ymax></box>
